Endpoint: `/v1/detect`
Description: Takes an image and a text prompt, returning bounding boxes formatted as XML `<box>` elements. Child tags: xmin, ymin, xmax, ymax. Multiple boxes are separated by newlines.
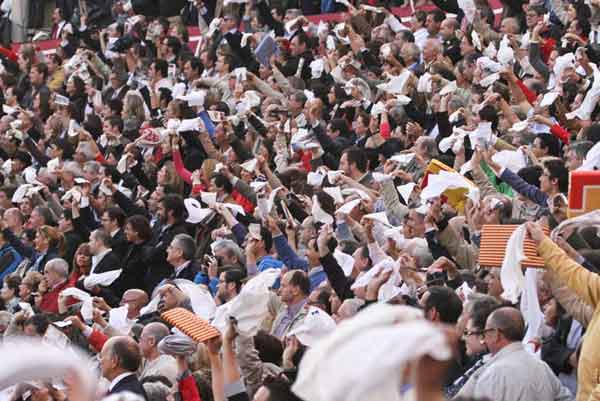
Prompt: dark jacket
<box><xmin>114</xmin><ymin>241</ymin><xmax>155</xmax><ymax>298</ymax></box>
<box><xmin>92</xmin><ymin>250</ymin><xmax>122</xmax><ymax>274</ymax></box>
<box><xmin>108</xmin><ymin>374</ymin><xmax>147</xmax><ymax>400</ymax></box>
<box><xmin>110</xmin><ymin>229</ymin><xmax>129</xmax><ymax>260</ymax></box>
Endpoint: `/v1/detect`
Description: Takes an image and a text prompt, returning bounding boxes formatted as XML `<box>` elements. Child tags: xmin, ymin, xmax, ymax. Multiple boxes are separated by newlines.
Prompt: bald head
<box><xmin>142</xmin><ymin>322</ymin><xmax>169</xmax><ymax>344</ymax></box>
<box><xmin>487</xmin><ymin>307</ymin><xmax>525</xmax><ymax>342</ymax></box>
<box><xmin>122</xmin><ymin>289</ymin><xmax>149</xmax><ymax>318</ymax></box>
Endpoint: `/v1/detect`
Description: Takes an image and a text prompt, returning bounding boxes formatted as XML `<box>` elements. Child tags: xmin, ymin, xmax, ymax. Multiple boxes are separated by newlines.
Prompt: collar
<box><xmin>489</xmin><ymin>342</ymin><xmax>523</xmax><ymax>360</ymax></box>
<box><xmin>174</xmin><ymin>260</ymin><xmax>191</xmax><ymax>276</ymax></box>
<box><xmin>92</xmin><ymin>248</ymin><xmax>112</xmax><ymax>272</ymax></box>
<box><xmin>109</xmin><ymin>372</ymin><xmax>135</xmax><ymax>391</ymax></box>
<box><xmin>286</xmin><ymin>298</ymin><xmax>308</xmax><ymax>317</ymax></box>
<box><xmin>110</xmin><ymin>228</ymin><xmax>120</xmax><ymax>237</ymax></box>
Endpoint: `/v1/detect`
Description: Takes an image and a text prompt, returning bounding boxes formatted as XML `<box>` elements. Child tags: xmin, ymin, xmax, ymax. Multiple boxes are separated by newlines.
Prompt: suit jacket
<box><xmin>169</xmin><ymin>260</ymin><xmax>201</xmax><ymax>282</ymax></box>
<box><xmin>109</xmin><ymin>374</ymin><xmax>147</xmax><ymax>400</ymax></box>
<box><xmin>102</xmin><ymin>85</ymin><xmax>130</xmax><ymax>104</ymax></box>
<box><xmin>110</xmin><ymin>229</ymin><xmax>129</xmax><ymax>260</ymax></box>
<box><xmin>93</xmin><ymin>250</ymin><xmax>122</xmax><ymax>274</ymax></box>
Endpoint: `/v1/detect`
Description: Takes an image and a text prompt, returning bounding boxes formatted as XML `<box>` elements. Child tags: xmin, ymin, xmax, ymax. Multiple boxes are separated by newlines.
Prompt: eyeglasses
<box><xmin>463</xmin><ymin>330</ymin><xmax>483</xmax><ymax>337</ymax></box>
<box><xmin>482</xmin><ymin>327</ymin><xmax>503</xmax><ymax>336</ymax></box>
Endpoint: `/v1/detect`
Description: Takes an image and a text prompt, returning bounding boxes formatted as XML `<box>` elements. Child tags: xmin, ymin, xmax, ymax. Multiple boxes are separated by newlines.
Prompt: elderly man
<box><xmin>139</xmin><ymin>322</ymin><xmax>178</xmax><ymax>386</ymax></box>
<box><xmin>455</xmin><ymin>307</ymin><xmax>572</xmax><ymax>401</ymax></box>
<box><xmin>40</xmin><ymin>258</ymin><xmax>73</xmax><ymax>313</ymax></box>
<box><xmin>166</xmin><ymin>234</ymin><xmax>200</xmax><ymax>281</ymax></box>
<box><xmin>100</xmin><ymin>336</ymin><xmax>147</xmax><ymax>399</ymax></box>
<box><xmin>271</xmin><ymin>270</ymin><xmax>310</xmax><ymax>339</ymax></box>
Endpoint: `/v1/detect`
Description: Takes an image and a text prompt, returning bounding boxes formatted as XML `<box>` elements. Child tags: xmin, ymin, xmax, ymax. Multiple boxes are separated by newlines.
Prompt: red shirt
<box><xmin>39</xmin><ymin>280</ymin><xmax>74</xmax><ymax>314</ymax></box>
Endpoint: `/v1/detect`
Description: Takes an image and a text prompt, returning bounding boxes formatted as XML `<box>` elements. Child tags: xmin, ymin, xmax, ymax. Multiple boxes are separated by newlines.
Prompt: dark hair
<box><xmin>583</xmin><ymin>123</ymin><xmax>600</xmax><ymax>143</ymax></box>
<box><xmin>162</xmin><ymin>194</ymin><xmax>185</xmax><ymax>222</ymax></box>
<box><xmin>4</xmin><ymin>274</ymin><xmax>20</xmax><ymax>293</ymax></box>
<box><xmin>32</xmin><ymin>63</ymin><xmax>49</xmax><ymax>80</ymax></box>
<box><xmin>469</xmin><ymin>297</ymin><xmax>501</xmax><ymax>331</ymax></box>
<box><xmin>253</xmin><ymin>330</ymin><xmax>283</xmax><ymax>365</ymax></box>
<box><xmin>262</xmin><ymin>376</ymin><xmax>303</xmax><ymax>401</ymax></box>
<box><xmin>329</xmin><ymin>118</ymin><xmax>350</xmax><ymax>138</ymax></box>
<box><xmin>185</xmin><ymin>57</ymin><xmax>203</xmax><ymax>76</ymax></box>
<box><xmin>342</xmin><ymin>146</ymin><xmax>368</xmax><ymax>173</ymax></box>
<box><xmin>107</xmin><ymin>115</ymin><xmax>124</xmax><ymax>132</ymax></box>
<box><xmin>212</xmin><ymin>173</ymin><xmax>233</xmax><ymax>194</ymax></box>
<box><xmin>517</xmin><ymin>165</ymin><xmax>543</xmax><ymax>187</ymax></box>
<box><xmin>111</xmin><ymin>337</ymin><xmax>142</xmax><ymax>372</ymax></box>
<box><xmin>92</xmin><ymin>229</ymin><xmax>112</xmax><ymax>248</ymax></box>
<box><xmin>108</xmin><ymin>98</ymin><xmax>124</xmax><ymax>115</ymax></box>
<box><xmin>126</xmin><ymin>215</ymin><xmax>153</xmax><ymax>241</ymax></box>
<box><xmin>536</xmin><ymin>133</ymin><xmax>561</xmax><ymax>157</ymax></box>
<box><xmin>399</xmin><ymin>30</ymin><xmax>415</xmax><ymax>43</ymax></box>
<box><xmin>260</xmin><ymin>226</ymin><xmax>273</xmax><ymax>253</ymax></box>
<box><xmin>24</xmin><ymin>314</ymin><xmax>49</xmax><ymax>336</ymax></box>
<box><xmin>529</xmin><ymin>4</ymin><xmax>546</xmax><ymax>16</ymax></box>
<box><xmin>425</xmin><ymin>286</ymin><xmax>463</xmax><ymax>324</ymax></box>
<box><xmin>488</xmin><ymin>307</ymin><xmax>525</xmax><ymax>342</ymax></box>
<box><xmin>153</xmin><ymin>59</ymin><xmax>169</xmax><ymax>78</ymax></box>
<box><xmin>223</xmin><ymin>269</ymin><xmax>244</xmax><ymax>293</ymax></box>
<box><xmin>429</xmin><ymin>9</ymin><xmax>445</xmax><ymax>23</ymax></box>
<box><xmin>478</xmin><ymin>105</ymin><xmax>499</xmax><ymax>131</ymax></box>
<box><xmin>106</xmin><ymin>206</ymin><xmax>127</xmax><ymax>227</ymax></box>
<box><xmin>544</xmin><ymin>159</ymin><xmax>569</xmax><ymax>194</ymax></box>
<box><xmin>313</xmin><ymin>288</ymin><xmax>333</xmax><ymax>315</ymax></box>
<box><xmin>288</xmin><ymin>270</ymin><xmax>310</xmax><ymax>296</ymax></box>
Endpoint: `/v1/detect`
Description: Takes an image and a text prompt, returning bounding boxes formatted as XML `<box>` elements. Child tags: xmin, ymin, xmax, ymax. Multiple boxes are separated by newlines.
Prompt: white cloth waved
<box><xmin>500</xmin><ymin>224</ymin><xmax>528</xmax><ymax>304</ymax></box>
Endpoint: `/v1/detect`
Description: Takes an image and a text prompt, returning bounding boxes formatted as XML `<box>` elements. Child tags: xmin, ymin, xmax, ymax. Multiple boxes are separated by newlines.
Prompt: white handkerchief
<box><xmin>397</xmin><ymin>183</ymin><xmax>416</xmax><ymax>203</ymax></box>
<box><xmin>307</xmin><ymin>171</ymin><xmax>325</xmax><ymax>187</ymax></box>
<box><xmin>323</xmin><ymin>186</ymin><xmax>344</xmax><ymax>204</ymax></box>
<box><xmin>439</xmin><ymin>81</ymin><xmax>457</xmax><ymax>96</ymax></box>
<box><xmin>372</xmin><ymin>172</ymin><xmax>391</xmax><ymax>182</ymax></box>
<box><xmin>336</xmin><ymin>198</ymin><xmax>362</xmax><ymax>215</ymax></box>
<box><xmin>540</xmin><ymin>91</ymin><xmax>560</xmax><ymax>107</ymax></box>
<box><xmin>390</xmin><ymin>153</ymin><xmax>415</xmax><ymax>165</ymax></box>
<box><xmin>312</xmin><ymin>195</ymin><xmax>334</xmax><ymax>224</ymax></box>
<box><xmin>178</xmin><ymin>118</ymin><xmax>201</xmax><ymax>132</ymax></box>
<box><xmin>177</xmin><ymin>91</ymin><xmax>206</xmax><ymax>107</ymax></box>
<box><xmin>363</xmin><ymin>212</ymin><xmax>391</xmax><ymax>226</ymax></box>
<box><xmin>201</xmin><ymin>192</ymin><xmax>217</xmax><ymax>207</ymax></box>
<box><xmin>108</xmin><ymin>304</ymin><xmax>130</xmax><ymax>334</ymax></box>
<box><xmin>327</xmin><ymin>170</ymin><xmax>344</xmax><ymax>182</ymax></box>
<box><xmin>240</xmin><ymin>158</ymin><xmax>258</xmax><ymax>172</ymax></box>
<box><xmin>479</xmin><ymin>73</ymin><xmax>500</xmax><ymax>87</ymax></box>
<box><xmin>185</xmin><ymin>198</ymin><xmax>213</xmax><ymax>224</ymax></box>
<box><xmin>220</xmin><ymin>202</ymin><xmax>246</xmax><ymax>216</ymax></box>
<box><xmin>83</xmin><ymin>269</ymin><xmax>122</xmax><ymax>289</ymax></box>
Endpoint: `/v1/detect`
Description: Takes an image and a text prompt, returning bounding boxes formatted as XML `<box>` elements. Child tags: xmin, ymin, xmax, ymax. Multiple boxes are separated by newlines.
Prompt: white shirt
<box><xmin>153</xmin><ymin>77</ymin><xmax>173</xmax><ymax>93</ymax></box>
<box><xmin>91</xmin><ymin>248</ymin><xmax>113</xmax><ymax>274</ymax></box>
<box><xmin>174</xmin><ymin>261</ymin><xmax>191</xmax><ymax>277</ymax></box>
<box><xmin>109</xmin><ymin>372</ymin><xmax>135</xmax><ymax>391</ymax></box>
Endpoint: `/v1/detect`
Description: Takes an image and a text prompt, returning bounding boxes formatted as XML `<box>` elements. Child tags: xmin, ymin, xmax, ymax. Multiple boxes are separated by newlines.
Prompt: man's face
<box><xmin>52</xmin><ymin>8</ymin><xmax>61</xmax><ymax>23</ymax></box>
<box><xmin>566</xmin><ymin>149</ymin><xmax>582</xmax><ymax>171</ymax></box>
<box><xmin>279</xmin><ymin>272</ymin><xmax>297</xmax><ymax>304</ymax></box>
<box><xmin>404</xmin><ymin>211</ymin><xmax>425</xmax><ymax>239</ymax></box>
<box><xmin>29</xmin><ymin>209</ymin><xmax>43</xmax><ymax>229</ymax></box>
<box><xmin>166</xmin><ymin>240</ymin><xmax>181</xmax><ymax>265</ymax></box>
<box><xmin>89</xmin><ymin>233</ymin><xmax>101</xmax><ymax>255</ymax></box>
<box><xmin>157</xmin><ymin>202</ymin><xmax>166</xmax><ymax>222</ymax></box>
<box><xmin>526</xmin><ymin>10</ymin><xmax>542</xmax><ymax>29</ymax></box>
<box><xmin>139</xmin><ymin>329</ymin><xmax>154</xmax><ymax>358</ymax></box>
<box><xmin>100</xmin><ymin>343</ymin><xmax>116</xmax><ymax>379</ymax></box>
<box><xmin>290</xmin><ymin>37</ymin><xmax>304</xmax><ymax>56</ymax></box>
<box><xmin>216</xmin><ymin>272</ymin><xmax>230</xmax><ymax>302</ymax></box>
<box><xmin>339</xmin><ymin>153</ymin><xmax>351</xmax><ymax>176</ymax></box>
<box><xmin>44</xmin><ymin>268</ymin><xmax>60</xmax><ymax>288</ymax></box>
<box><xmin>183</xmin><ymin>61</ymin><xmax>196</xmax><ymax>81</ymax></box>
<box><xmin>540</xmin><ymin>168</ymin><xmax>553</xmax><ymax>194</ymax></box>
<box><xmin>425</xmin><ymin>15</ymin><xmax>441</xmax><ymax>35</ymax></box>
<box><xmin>29</xmin><ymin>67</ymin><xmax>43</xmax><ymax>86</ymax></box>
<box><xmin>440</xmin><ymin>19</ymin><xmax>454</xmax><ymax>39</ymax></box>
<box><xmin>423</xmin><ymin>40</ymin><xmax>438</xmax><ymax>63</ymax></box>
<box><xmin>464</xmin><ymin>318</ymin><xmax>486</xmax><ymax>356</ymax></box>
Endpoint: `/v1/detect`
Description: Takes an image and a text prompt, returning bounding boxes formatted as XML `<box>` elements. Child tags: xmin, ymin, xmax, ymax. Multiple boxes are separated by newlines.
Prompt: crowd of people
<box><xmin>0</xmin><ymin>0</ymin><xmax>599</xmax><ymax>400</ymax></box>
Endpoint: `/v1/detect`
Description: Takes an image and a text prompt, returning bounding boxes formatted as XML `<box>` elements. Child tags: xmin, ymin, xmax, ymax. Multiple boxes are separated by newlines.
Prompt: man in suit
<box><xmin>89</xmin><ymin>229</ymin><xmax>121</xmax><ymax>274</ymax></box>
<box><xmin>102</xmin><ymin>70</ymin><xmax>130</xmax><ymax>104</ymax></box>
<box><xmin>165</xmin><ymin>233</ymin><xmax>200</xmax><ymax>281</ymax></box>
<box><xmin>101</xmin><ymin>207</ymin><xmax>128</xmax><ymax>259</ymax></box>
<box><xmin>100</xmin><ymin>336</ymin><xmax>147</xmax><ymax>400</ymax></box>
<box><xmin>50</xmin><ymin>8</ymin><xmax>72</xmax><ymax>40</ymax></box>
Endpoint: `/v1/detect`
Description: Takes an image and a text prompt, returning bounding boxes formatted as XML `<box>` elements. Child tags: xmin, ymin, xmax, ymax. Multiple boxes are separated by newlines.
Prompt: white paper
<box><xmin>312</xmin><ymin>195</ymin><xmax>334</xmax><ymax>224</ymax></box>
<box><xmin>240</xmin><ymin>158</ymin><xmax>258</xmax><ymax>172</ymax></box>
<box><xmin>177</xmin><ymin>91</ymin><xmax>206</xmax><ymax>107</ymax></box>
<box><xmin>363</xmin><ymin>212</ymin><xmax>391</xmax><ymax>227</ymax></box>
<box><xmin>323</xmin><ymin>186</ymin><xmax>344</xmax><ymax>204</ymax></box>
<box><xmin>335</xmin><ymin>198</ymin><xmax>361</xmax><ymax>215</ymax></box>
<box><xmin>83</xmin><ymin>269</ymin><xmax>122</xmax><ymax>289</ymax></box>
<box><xmin>397</xmin><ymin>183</ymin><xmax>416</xmax><ymax>203</ymax></box>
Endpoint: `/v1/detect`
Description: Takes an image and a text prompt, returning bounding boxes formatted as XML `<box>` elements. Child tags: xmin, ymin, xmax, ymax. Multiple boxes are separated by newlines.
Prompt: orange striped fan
<box><xmin>478</xmin><ymin>225</ymin><xmax>549</xmax><ymax>268</ymax></box>
<box><xmin>161</xmin><ymin>308</ymin><xmax>221</xmax><ymax>343</ymax></box>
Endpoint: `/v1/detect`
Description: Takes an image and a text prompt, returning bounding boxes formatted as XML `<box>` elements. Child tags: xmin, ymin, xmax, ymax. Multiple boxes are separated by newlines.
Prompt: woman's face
<box><xmin>18</xmin><ymin>283</ymin><xmax>31</xmax><ymax>299</ymax></box>
<box><xmin>463</xmin><ymin>318</ymin><xmax>486</xmax><ymax>356</ymax></box>
<box><xmin>124</xmin><ymin>223</ymin><xmax>139</xmax><ymax>242</ymax></box>
<box><xmin>33</xmin><ymin>93</ymin><xmax>41</xmax><ymax>111</ymax></box>
<box><xmin>328</xmin><ymin>87</ymin><xmax>336</xmax><ymax>105</ymax></box>
<box><xmin>0</xmin><ymin>286</ymin><xmax>14</xmax><ymax>301</ymax></box>
<box><xmin>66</xmin><ymin>79</ymin><xmax>76</xmax><ymax>96</ymax></box>
<box><xmin>157</xmin><ymin>166</ymin><xmax>168</xmax><ymax>185</ymax></box>
<box><xmin>34</xmin><ymin>232</ymin><xmax>48</xmax><ymax>252</ymax></box>
<box><xmin>20</xmin><ymin>199</ymin><xmax>33</xmax><ymax>216</ymax></box>
<box><xmin>485</xmin><ymin>270</ymin><xmax>503</xmax><ymax>297</ymax></box>
<box><xmin>76</xmin><ymin>252</ymin><xmax>91</xmax><ymax>270</ymax></box>
<box><xmin>544</xmin><ymin>298</ymin><xmax>559</xmax><ymax>327</ymax></box>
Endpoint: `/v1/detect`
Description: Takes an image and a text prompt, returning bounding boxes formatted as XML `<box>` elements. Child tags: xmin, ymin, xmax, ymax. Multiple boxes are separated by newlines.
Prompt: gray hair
<box><xmin>143</xmin><ymin>382</ymin><xmax>171</xmax><ymax>401</ymax></box>
<box><xmin>172</xmin><ymin>234</ymin><xmax>196</xmax><ymax>261</ymax></box>
<box><xmin>91</xmin><ymin>229</ymin><xmax>112</xmax><ymax>248</ymax></box>
<box><xmin>83</xmin><ymin>160</ymin><xmax>102</xmax><ymax>175</ymax></box>
<box><xmin>405</xmin><ymin>238</ymin><xmax>434</xmax><ymax>268</ymax></box>
<box><xmin>212</xmin><ymin>239</ymin><xmax>245</xmax><ymax>265</ymax></box>
<box><xmin>416</xmin><ymin>136</ymin><xmax>438</xmax><ymax>158</ymax></box>
<box><xmin>45</xmin><ymin>258</ymin><xmax>69</xmax><ymax>278</ymax></box>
